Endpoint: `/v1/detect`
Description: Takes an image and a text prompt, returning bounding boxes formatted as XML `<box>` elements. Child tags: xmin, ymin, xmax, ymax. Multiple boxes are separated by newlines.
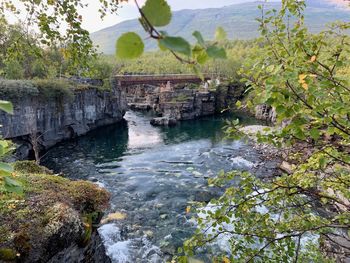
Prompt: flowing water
<box><xmin>43</xmin><ymin>111</ymin><xmax>279</xmax><ymax>263</ymax></box>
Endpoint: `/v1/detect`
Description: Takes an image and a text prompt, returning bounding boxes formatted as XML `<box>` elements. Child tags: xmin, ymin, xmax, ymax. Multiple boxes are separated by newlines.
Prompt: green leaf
<box><xmin>215</xmin><ymin>27</ymin><xmax>227</xmax><ymax>41</ymax></box>
<box><xmin>196</xmin><ymin>50</ymin><xmax>209</xmax><ymax>65</ymax></box>
<box><xmin>0</xmin><ymin>162</ymin><xmax>13</xmax><ymax>174</ymax></box>
<box><xmin>310</xmin><ymin>128</ymin><xmax>320</xmax><ymax>140</ymax></box>
<box><xmin>191</xmin><ymin>65</ymin><xmax>204</xmax><ymax>81</ymax></box>
<box><xmin>159</xmin><ymin>36</ymin><xmax>191</xmax><ymax>57</ymax></box>
<box><xmin>193</xmin><ymin>31</ymin><xmax>205</xmax><ymax>47</ymax></box>
<box><xmin>0</xmin><ymin>100</ymin><xmax>13</xmax><ymax>114</ymax></box>
<box><xmin>192</xmin><ymin>45</ymin><xmax>209</xmax><ymax>65</ymax></box>
<box><xmin>206</xmin><ymin>46</ymin><xmax>227</xmax><ymax>59</ymax></box>
<box><xmin>4</xmin><ymin>176</ymin><xmax>23</xmax><ymax>195</ymax></box>
<box><xmin>116</xmin><ymin>32</ymin><xmax>144</xmax><ymax>59</ymax></box>
<box><xmin>141</xmin><ymin>0</ymin><xmax>172</xmax><ymax>27</ymax></box>
<box><xmin>158</xmin><ymin>40</ymin><xmax>167</xmax><ymax>51</ymax></box>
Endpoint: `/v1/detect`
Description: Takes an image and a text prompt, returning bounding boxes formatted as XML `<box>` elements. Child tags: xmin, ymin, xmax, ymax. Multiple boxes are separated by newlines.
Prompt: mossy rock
<box><xmin>0</xmin><ymin>248</ymin><xmax>17</xmax><ymax>261</ymax></box>
<box><xmin>0</xmin><ymin>163</ymin><xmax>110</xmax><ymax>262</ymax></box>
<box><xmin>14</xmin><ymin>161</ymin><xmax>53</xmax><ymax>175</ymax></box>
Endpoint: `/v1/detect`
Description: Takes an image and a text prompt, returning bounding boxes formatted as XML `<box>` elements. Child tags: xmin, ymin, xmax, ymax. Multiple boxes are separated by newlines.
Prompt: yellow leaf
<box><xmin>223</xmin><ymin>256</ymin><xmax>231</xmax><ymax>263</ymax></box>
<box><xmin>101</xmin><ymin>212</ymin><xmax>127</xmax><ymax>224</ymax></box>
<box><xmin>302</xmin><ymin>83</ymin><xmax>308</xmax><ymax>90</ymax></box>
<box><xmin>298</xmin><ymin>74</ymin><xmax>307</xmax><ymax>81</ymax></box>
<box><xmin>310</xmin><ymin>55</ymin><xmax>317</xmax><ymax>62</ymax></box>
<box><xmin>186</xmin><ymin>206</ymin><xmax>191</xmax><ymax>213</ymax></box>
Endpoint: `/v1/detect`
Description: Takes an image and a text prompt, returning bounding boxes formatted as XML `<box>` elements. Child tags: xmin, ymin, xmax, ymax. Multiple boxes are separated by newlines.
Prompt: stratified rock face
<box><xmin>125</xmin><ymin>84</ymin><xmax>159</xmax><ymax>111</ymax></box>
<box><xmin>0</xmin><ymin>87</ymin><xmax>127</xmax><ymax>150</ymax></box>
<box><xmin>215</xmin><ymin>82</ymin><xmax>245</xmax><ymax>112</ymax></box>
<box><xmin>156</xmin><ymin>90</ymin><xmax>216</xmax><ymax>121</ymax></box>
<box><xmin>123</xmin><ymin>83</ymin><xmax>217</xmax><ymax>126</ymax></box>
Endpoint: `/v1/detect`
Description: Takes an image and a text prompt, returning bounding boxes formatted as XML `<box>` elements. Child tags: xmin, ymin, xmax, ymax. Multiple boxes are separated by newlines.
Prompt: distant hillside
<box><xmin>91</xmin><ymin>1</ymin><xmax>350</xmax><ymax>54</ymax></box>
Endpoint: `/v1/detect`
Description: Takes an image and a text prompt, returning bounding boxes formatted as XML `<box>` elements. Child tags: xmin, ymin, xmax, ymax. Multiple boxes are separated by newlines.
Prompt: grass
<box><xmin>0</xmin><ymin>78</ymin><xmax>113</xmax><ymax>101</ymax></box>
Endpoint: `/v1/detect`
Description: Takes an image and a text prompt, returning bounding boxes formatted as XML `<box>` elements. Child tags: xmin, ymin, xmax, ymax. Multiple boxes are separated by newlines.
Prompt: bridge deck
<box><xmin>114</xmin><ymin>74</ymin><xmax>210</xmax><ymax>86</ymax></box>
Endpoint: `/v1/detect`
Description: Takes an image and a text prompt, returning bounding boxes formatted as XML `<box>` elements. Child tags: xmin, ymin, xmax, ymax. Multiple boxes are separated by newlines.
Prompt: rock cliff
<box><xmin>0</xmin><ymin>85</ymin><xmax>127</xmax><ymax>158</ymax></box>
<box><xmin>123</xmin><ymin>83</ymin><xmax>217</xmax><ymax>126</ymax></box>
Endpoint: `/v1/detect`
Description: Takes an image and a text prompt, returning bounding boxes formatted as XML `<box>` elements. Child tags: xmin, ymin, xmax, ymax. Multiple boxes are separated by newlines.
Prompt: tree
<box><xmin>1</xmin><ymin>0</ymin><xmax>124</xmax><ymax>68</ymax></box>
<box><xmin>179</xmin><ymin>0</ymin><xmax>350</xmax><ymax>261</ymax></box>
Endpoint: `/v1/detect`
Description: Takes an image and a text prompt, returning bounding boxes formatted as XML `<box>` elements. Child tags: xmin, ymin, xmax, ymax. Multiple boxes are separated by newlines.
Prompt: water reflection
<box><xmin>126</xmin><ymin>111</ymin><xmax>163</xmax><ymax>150</ymax></box>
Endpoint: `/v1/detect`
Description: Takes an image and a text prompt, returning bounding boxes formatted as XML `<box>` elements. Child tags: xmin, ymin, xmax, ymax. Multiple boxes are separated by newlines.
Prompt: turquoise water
<box><xmin>43</xmin><ymin>111</ymin><xmax>277</xmax><ymax>263</ymax></box>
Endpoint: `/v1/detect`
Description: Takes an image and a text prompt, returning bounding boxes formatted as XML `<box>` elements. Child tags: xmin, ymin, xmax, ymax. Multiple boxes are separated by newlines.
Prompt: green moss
<box><xmin>0</xmin><ymin>248</ymin><xmax>17</xmax><ymax>261</ymax></box>
<box><xmin>0</xmin><ymin>164</ymin><xmax>110</xmax><ymax>260</ymax></box>
<box><xmin>171</xmin><ymin>94</ymin><xmax>191</xmax><ymax>103</ymax></box>
<box><xmin>14</xmin><ymin>161</ymin><xmax>52</xmax><ymax>175</ymax></box>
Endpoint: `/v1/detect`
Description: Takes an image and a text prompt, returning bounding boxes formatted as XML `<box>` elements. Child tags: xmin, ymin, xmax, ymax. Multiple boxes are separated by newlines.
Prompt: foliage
<box><xmin>32</xmin><ymin>79</ymin><xmax>74</xmax><ymax>101</ymax></box>
<box><xmin>113</xmin><ymin>40</ymin><xmax>256</xmax><ymax>79</ymax></box>
<box><xmin>0</xmin><ymin>80</ymin><xmax>39</xmax><ymax>99</ymax></box>
<box><xmin>0</xmin><ymin>0</ymin><xmax>125</xmax><ymax>68</ymax></box>
<box><xmin>0</xmin><ymin>17</ymin><xmax>114</xmax><ymax>79</ymax></box>
<box><xmin>179</xmin><ymin>0</ymin><xmax>350</xmax><ymax>261</ymax></box>
<box><xmin>84</xmin><ymin>56</ymin><xmax>114</xmax><ymax>80</ymax></box>
<box><xmin>0</xmin><ymin>79</ymin><xmax>76</xmax><ymax>100</ymax></box>
<box><xmin>0</xmin><ymin>100</ymin><xmax>19</xmax><ymax>195</ymax></box>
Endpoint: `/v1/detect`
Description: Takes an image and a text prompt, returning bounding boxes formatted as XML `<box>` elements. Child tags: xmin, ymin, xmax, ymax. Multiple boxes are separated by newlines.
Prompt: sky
<box><xmin>69</xmin><ymin>0</ymin><xmax>350</xmax><ymax>33</ymax></box>
<box><xmin>6</xmin><ymin>0</ymin><xmax>348</xmax><ymax>33</ymax></box>
<box><xmin>84</xmin><ymin>0</ymin><xmax>263</xmax><ymax>33</ymax></box>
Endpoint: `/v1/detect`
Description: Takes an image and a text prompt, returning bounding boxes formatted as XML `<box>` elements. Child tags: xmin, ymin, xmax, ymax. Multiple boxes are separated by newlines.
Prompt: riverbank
<box><xmin>0</xmin><ymin>161</ymin><xmax>111</xmax><ymax>262</ymax></box>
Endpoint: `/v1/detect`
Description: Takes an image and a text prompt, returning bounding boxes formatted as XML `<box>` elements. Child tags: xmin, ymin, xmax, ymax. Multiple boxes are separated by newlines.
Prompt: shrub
<box><xmin>32</xmin><ymin>79</ymin><xmax>74</xmax><ymax>101</ymax></box>
<box><xmin>0</xmin><ymin>79</ymin><xmax>39</xmax><ymax>99</ymax></box>
<box><xmin>3</xmin><ymin>60</ymin><xmax>25</xmax><ymax>80</ymax></box>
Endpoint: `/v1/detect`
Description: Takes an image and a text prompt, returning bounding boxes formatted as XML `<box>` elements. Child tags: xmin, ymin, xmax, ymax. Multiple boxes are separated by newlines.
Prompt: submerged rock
<box><xmin>150</xmin><ymin>117</ymin><xmax>177</xmax><ymax>126</ymax></box>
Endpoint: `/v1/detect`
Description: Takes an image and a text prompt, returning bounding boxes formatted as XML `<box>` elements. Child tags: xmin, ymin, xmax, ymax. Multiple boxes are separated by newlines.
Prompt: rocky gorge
<box><xmin>0</xmin><ymin>80</ymin><xmax>127</xmax><ymax>160</ymax></box>
<box><xmin>0</xmin><ymin>78</ymin><xmax>277</xmax><ymax>263</ymax></box>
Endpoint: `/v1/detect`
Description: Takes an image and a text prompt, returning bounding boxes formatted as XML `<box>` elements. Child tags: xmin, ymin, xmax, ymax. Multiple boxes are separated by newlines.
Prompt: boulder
<box><xmin>150</xmin><ymin>117</ymin><xmax>177</xmax><ymax>126</ymax></box>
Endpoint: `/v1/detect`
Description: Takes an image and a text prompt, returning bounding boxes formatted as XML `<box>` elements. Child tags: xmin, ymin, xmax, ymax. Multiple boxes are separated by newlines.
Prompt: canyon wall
<box><xmin>0</xmin><ymin>85</ymin><xmax>127</xmax><ymax>158</ymax></box>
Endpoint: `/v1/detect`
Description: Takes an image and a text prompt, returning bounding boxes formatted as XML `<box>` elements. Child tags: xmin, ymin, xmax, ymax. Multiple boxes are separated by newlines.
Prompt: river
<box><xmin>42</xmin><ymin>110</ymin><xmax>279</xmax><ymax>263</ymax></box>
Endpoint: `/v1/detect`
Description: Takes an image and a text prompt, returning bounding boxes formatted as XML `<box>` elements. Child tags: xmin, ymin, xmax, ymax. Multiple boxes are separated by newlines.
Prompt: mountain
<box><xmin>91</xmin><ymin>1</ymin><xmax>350</xmax><ymax>54</ymax></box>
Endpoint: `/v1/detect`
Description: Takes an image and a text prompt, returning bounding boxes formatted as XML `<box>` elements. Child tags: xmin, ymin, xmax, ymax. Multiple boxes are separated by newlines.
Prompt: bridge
<box><xmin>114</xmin><ymin>74</ymin><xmax>211</xmax><ymax>87</ymax></box>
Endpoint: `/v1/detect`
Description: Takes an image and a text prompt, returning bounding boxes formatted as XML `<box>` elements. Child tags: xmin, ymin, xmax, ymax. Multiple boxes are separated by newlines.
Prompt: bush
<box><xmin>0</xmin><ymin>79</ymin><xmax>39</xmax><ymax>99</ymax></box>
<box><xmin>3</xmin><ymin>60</ymin><xmax>25</xmax><ymax>80</ymax></box>
<box><xmin>32</xmin><ymin>79</ymin><xmax>74</xmax><ymax>101</ymax></box>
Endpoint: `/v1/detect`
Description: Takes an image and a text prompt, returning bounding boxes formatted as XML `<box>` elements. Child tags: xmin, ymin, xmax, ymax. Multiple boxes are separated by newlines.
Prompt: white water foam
<box><xmin>230</xmin><ymin>156</ymin><xmax>255</xmax><ymax>169</ymax></box>
<box><xmin>98</xmin><ymin>224</ymin><xmax>132</xmax><ymax>262</ymax></box>
<box><xmin>98</xmin><ymin>223</ymin><xmax>163</xmax><ymax>263</ymax></box>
